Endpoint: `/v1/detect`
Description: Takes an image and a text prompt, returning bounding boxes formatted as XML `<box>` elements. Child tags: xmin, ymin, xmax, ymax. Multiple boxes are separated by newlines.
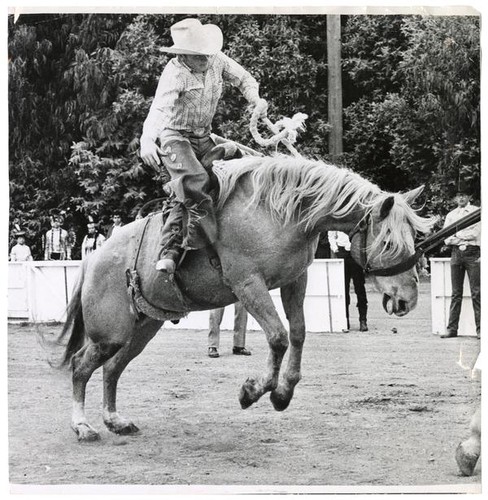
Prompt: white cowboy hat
<box><xmin>161</xmin><ymin>18</ymin><xmax>223</xmax><ymax>55</ymax></box>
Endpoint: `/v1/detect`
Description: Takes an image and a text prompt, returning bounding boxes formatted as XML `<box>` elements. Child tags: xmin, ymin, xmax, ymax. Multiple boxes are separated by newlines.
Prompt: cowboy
<box><xmin>140</xmin><ymin>18</ymin><xmax>267</xmax><ymax>273</ymax></box>
<box><xmin>441</xmin><ymin>181</ymin><xmax>480</xmax><ymax>339</ymax></box>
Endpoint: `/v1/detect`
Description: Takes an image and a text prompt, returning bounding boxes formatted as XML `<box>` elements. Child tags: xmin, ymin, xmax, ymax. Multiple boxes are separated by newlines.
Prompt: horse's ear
<box><xmin>402</xmin><ymin>185</ymin><xmax>425</xmax><ymax>205</ymax></box>
<box><xmin>379</xmin><ymin>196</ymin><xmax>395</xmax><ymax>221</ymax></box>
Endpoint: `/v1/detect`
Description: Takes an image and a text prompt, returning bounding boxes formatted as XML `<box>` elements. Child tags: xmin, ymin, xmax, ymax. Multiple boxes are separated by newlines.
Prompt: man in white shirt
<box><xmin>441</xmin><ymin>185</ymin><xmax>480</xmax><ymax>338</ymax></box>
<box><xmin>328</xmin><ymin>231</ymin><xmax>368</xmax><ymax>332</ymax></box>
<box><xmin>43</xmin><ymin>216</ymin><xmax>68</xmax><ymax>260</ymax></box>
<box><xmin>9</xmin><ymin>231</ymin><xmax>33</xmax><ymax>261</ymax></box>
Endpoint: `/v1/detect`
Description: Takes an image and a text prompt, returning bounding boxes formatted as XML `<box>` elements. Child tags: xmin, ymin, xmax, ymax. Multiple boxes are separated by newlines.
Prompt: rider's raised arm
<box><xmin>218</xmin><ymin>52</ymin><xmax>260</xmax><ymax>105</ymax></box>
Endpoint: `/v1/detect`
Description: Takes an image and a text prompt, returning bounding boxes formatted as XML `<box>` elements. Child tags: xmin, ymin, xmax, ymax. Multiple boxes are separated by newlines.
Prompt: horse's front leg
<box><xmin>232</xmin><ymin>276</ymin><xmax>289</xmax><ymax>409</ymax></box>
<box><xmin>270</xmin><ymin>272</ymin><xmax>307</xmax><ymax>411</ymax></box>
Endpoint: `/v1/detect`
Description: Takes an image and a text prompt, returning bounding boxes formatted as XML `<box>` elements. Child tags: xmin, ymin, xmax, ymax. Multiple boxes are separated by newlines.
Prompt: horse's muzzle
<box><xmin>382</xmin><ymin>293</ymin><xmax>411</xmax><ymax>317</ymax></box>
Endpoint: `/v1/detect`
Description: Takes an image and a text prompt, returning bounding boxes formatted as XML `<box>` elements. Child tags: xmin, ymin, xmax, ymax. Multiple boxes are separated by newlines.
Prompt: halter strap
<box><xmin>349</xmin><ymin>207</ymin><xmax>481</xmax><ymax>277</ymax></box>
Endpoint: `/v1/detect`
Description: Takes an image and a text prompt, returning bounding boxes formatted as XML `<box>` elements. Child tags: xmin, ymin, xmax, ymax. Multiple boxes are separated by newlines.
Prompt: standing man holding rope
<box><xmin>140</xmin><ymin>18</ymin><xmax>267</xmax><ymax>273</ymax></box>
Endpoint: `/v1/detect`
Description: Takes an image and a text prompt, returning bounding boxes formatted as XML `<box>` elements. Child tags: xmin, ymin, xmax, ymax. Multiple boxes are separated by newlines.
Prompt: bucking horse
<box><xmin>54</xmin><ymin>154</ymin><xmax>434</xmax><ymax>441</ymax></box>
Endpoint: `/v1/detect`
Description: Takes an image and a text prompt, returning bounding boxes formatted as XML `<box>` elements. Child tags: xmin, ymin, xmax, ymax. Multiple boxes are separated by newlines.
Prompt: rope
<box><xmin>249</xmin><ymin>100</ymin><xmax>308</xmax><ymax>157</ymax></box>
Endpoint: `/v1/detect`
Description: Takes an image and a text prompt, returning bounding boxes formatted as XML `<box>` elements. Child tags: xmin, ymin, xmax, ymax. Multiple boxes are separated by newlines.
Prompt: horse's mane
<box><xmin>214</xmin><ymin>155</ymin><xmax>435</xmax><ymax>262</ymax></box>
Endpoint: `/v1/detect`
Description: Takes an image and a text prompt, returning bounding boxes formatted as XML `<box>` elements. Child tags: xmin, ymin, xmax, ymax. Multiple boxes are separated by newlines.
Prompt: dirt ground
<box><xmin>8</xmin><ymin>281</ymin><xmax>481</xmax><ymax>493</ymax></box>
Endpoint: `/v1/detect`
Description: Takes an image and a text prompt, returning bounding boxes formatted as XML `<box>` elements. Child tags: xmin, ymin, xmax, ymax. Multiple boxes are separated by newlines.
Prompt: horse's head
<box><xmin>350</xmin><ymin>186</ymin><xmax>431</xmax><ymax>317</ymax></box>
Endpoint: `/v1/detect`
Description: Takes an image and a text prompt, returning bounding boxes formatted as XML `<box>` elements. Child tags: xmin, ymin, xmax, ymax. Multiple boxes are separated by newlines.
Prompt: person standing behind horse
<box><xmin>106</xmin><ymin>211</ymin><xmax>124</xmax><ymax>239</ymax></box>
<box><xmin>208</xmin><ymin>302</ymin><xmax>251</xmax><ymax>358</ymax></box>
<box><xmin>328</xmin><ymin>231</ymin><xmax>368</xmax><ymax>332</ymax></box>
<box><xmin>440</xmin><ymin>183</ymin><xmax>480</xmax><ymax>339</ymax></box>
<box><xmin>44</xmin><ymin>215</ymin><xmax>69</xmax><ymax>260</ymax></box>
<box><xmin>81</xmin><ymin>222</ymin><xmax>106</xmax><ymax>260</ymax></box>
<box><xmin>140</xmin><ymin>18</ymin><xmax>266</xmax><ymax>273</ymax></box>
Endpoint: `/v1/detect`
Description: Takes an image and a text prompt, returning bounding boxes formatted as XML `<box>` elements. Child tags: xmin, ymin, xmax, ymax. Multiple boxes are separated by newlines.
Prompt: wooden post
<box><xmin>327</xmin><ymin>15</ymin><xmax>343</xmax><ymax>161</ymax></box>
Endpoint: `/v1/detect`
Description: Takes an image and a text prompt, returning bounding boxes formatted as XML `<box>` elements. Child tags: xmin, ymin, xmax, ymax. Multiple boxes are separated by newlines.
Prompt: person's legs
<box><xmin>157</xmin><ymin>134</ymin><xmax>217</xmax><ymax>272</ymax></box>
<box><xmin>208</xmin><ymin>307</ymin><xmax>224</xmax><ymax>358</ymax></box>
<box><xmin>350</xmin><ymin>258</ymin><xmax>368</xmax><ymax>331</ymax></box>
<box><xmin>233</xmin><ymin>302</ymin><xmax>251</xmax><ymax>355</ymax></box>
<box><xmin>444</xmin><ymin>250</ymin><xmax>465</xmax><ymax>337</ymax></box>
<box><xmin>464</xmin><ymin>248</ymin><xmax>480</xmax><ymax>337</ymax></box>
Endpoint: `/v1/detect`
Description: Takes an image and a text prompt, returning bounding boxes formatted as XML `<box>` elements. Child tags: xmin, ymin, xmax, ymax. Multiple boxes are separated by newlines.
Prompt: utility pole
<box><xmin>327</xmin><ymin>15</ymin><xmax>343</xmax><ymax>162</ymax></box>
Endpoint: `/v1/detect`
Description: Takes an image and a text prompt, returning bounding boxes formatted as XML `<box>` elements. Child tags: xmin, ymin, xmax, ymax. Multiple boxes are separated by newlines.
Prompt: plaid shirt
<box><xmin>142</xmin><ymin>52</ymin><xmax>260</xmax><ymax>141</ymax></box>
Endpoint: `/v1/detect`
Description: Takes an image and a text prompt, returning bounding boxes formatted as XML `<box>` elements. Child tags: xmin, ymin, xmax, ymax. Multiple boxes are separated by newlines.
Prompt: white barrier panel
<box><xmin>8</xmin><ymin>260</ymin><xmax>347</xmax><ymax>332</ymax></box>
<box><xmin>8</xmin><ymin>262</ymin><xmax>30</xmax><ymax>319</ymax></box>
<box><xmin>174</xmin><ymin>259</ymin><xmax>347</xmax><ymax>332</ymax></box>
<box><xmin>430</xmin><ymin>258</ymin><xmax>476</xmax><ymax>336</ymax></box>
<box><xmin>8</xmin><ymin>261</ymin><xmax>81</xmax><ymax>322</ymax></box>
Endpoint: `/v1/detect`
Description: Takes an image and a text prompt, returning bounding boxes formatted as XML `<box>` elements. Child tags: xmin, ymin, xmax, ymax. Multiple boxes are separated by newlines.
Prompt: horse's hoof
<box><xmin>455</xmin><ymin>441</ymin><xmax>479</xmax><ymax>476</ymax></box>
<box><xmin>239</xmin><ymin>378</ymin><xmax>260</xmax><ymax>409</ymax></box>
<box><xmin>105</xmin><ymin>420</ymin><xmax>140</xmax><ymax>435</ymax></box>
<box><xmin>72</xmin><ymin>423</ymin><xmax>101</xmax><ymax>442</ymax></box>
<box><xmin>270</xmin><ymin>389</ymin><xmax>293</xmax><ymax>412</ymax></box>
<box><xmin>115</xmin><ymin>422</ymin><xmax>140</xmax><ymax>435</ymax></box>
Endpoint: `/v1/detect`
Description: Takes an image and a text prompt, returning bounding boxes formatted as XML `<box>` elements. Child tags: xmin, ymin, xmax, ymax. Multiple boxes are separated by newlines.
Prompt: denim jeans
<box><xmin>447</xmin><ymin>246</ymin><xmax>480</xmax><ymax>336</ymax></box>
<box><xmin>159</xmin><ymin>130</ymin><xmax>218</xmax><ymax>250</ymax></box>
<box><xmin>208</xmin><ymin>302</ymin><xmax>248</xmax><ymax>349</ymax></box>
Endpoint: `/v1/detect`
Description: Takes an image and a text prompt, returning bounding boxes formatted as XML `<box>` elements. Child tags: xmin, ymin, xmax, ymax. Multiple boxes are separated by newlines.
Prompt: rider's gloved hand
<box><xmin>253</xmin><ymin>98</ymin><xmax>268</xmax><ymax>117</ymax></box>
<box><xmin>140</xmin><ymin>137</ymin><xmax>164</xmax><ymax>170</ymax></box>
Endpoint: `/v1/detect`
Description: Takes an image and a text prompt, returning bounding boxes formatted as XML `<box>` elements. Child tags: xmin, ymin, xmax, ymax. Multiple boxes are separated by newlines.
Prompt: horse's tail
<box><xmin>42</xmin><ymin>264</ymin><xmax>87</xmax><ymax>369</ymax></box>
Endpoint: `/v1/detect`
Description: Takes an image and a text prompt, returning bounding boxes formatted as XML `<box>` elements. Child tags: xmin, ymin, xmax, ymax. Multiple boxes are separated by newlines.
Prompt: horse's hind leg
<box><xmin>71</xmin><ymin>340</ymin><xmax>121</xmax><ymax>441</ymax></box>
<box><xmin>270</xmin><ymin>272</ymin><xmax>307</xmax><ymax>411</ymax></box>
<box><xmin>102</xmin><ymin>319</ymin><xmax>162</xmax><ymax>435</ymax></box>
<box><xmin>455</xmin><ymin>406</ymin><xmax>481</xmax><ymax>476</ymax></box>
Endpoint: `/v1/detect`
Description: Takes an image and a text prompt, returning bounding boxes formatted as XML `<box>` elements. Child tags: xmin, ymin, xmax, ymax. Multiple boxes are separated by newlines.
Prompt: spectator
<box><xmin>43</xmin><ymin>215</ymin><xmax>68</xmax><ymax>260</ymax></box>
<box><xmin>440</xmin><ymin>183</ymin><xmax>480</xmax><ymax>339</ymax></box>
<box><xmin>81</xmin><ymin>222</ymin><xmax>106</xmax><ymax>260</ymax></box>
<box><xmin>208</xmin><ymin>302</ymin><xmax>251</xmax><ymax>358</ymax></box>
<box><xmin>9</xmin><ymin>216</ymin><xmax>23</xmax><ymax>248</ymax></box>
<box><xmin>66</xmin><ymin>226</ymin><xmax>77</xmax><ymax>260</ymax></box>
<box><xmin>9</xmin><ymin>231</ymin><xmax>33</xmax><ymax>261</ymax></box>
<box><xmin>106</xmin><ymin>211</ymin><xmax>124</xmax><ymax>239</ymax></box>
<box><xmin>328</xmin><ymin>231</ymin><xmax>368</xmax><ymax>332</ymax></box>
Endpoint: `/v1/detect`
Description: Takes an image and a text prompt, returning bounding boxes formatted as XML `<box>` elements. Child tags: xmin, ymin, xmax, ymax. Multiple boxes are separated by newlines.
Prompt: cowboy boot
<box><xmin>156</xmin><ymin>203</ymin><xmax>184</xmax><ymax>273</ymax></box>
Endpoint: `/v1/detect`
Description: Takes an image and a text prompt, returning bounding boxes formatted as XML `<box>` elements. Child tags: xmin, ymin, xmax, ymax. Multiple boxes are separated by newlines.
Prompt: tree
<box><xmin>341</xmin><ymin>15</ymin><xmax>480</xmax><ymax>214</ymax></box>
